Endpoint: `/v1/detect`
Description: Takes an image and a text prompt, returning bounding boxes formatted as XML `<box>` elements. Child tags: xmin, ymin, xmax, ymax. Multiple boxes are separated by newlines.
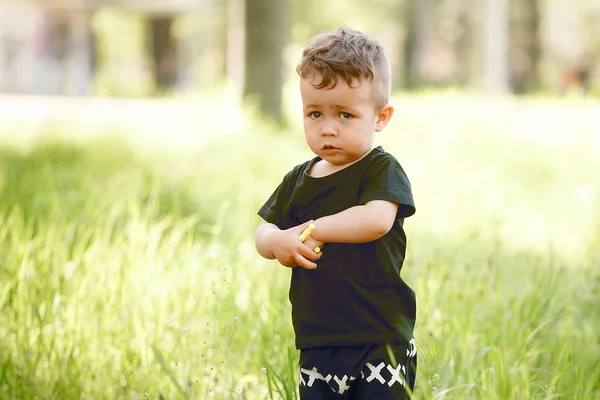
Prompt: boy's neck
<box><xmin>308</xmin><ymin>148</ymin><xmax>374</xmax><ymax>178</ymax></box>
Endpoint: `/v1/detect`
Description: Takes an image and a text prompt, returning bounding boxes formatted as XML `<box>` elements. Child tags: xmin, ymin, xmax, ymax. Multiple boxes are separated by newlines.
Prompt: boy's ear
<box><xmin>375</xmin><ymin>104</ymin><xmax>394</xmax><ymax>132</ymax></box>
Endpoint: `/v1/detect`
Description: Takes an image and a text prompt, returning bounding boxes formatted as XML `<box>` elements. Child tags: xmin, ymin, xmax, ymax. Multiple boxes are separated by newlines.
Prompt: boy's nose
<box><xmin>320</xmin><ymin>123</ymin><xmax>338</xmax><ymax>136</ymax></box>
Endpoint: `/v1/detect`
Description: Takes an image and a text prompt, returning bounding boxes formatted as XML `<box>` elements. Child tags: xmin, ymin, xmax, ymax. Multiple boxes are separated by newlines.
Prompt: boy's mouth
<box><xmin>321</xmin><ymin>144</ymin><xmax>340</xmax><ymax>154</ymax></box>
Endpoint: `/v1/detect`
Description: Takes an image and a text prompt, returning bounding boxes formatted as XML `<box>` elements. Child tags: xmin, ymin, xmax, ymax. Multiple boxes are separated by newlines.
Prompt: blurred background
<box><xmin>0</xmin><ymin>0</ymin><xmax>599</xmax><ymax>121</ymax></box>
<box><xmin>1</xmin><ymin>1</ymin><xmax>599</xmax><ymax>399</ymax></box>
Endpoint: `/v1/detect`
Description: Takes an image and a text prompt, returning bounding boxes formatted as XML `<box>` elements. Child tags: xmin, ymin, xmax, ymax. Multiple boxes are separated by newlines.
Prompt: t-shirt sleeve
<box><xmin>257</xmin><ymin>169</ymin><xmax>294</xmax><ymax>228</ymax></box>
<box><xmin>359</xmin><ymin>154</ymin><xmax>416</xmax><ymax>218</ymax></box>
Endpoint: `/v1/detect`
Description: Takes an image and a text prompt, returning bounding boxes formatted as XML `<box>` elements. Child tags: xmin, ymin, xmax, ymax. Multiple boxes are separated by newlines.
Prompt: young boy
<box><xmin>255</xmin><ymin>27</ymin><xmax>417</xmax><ymax>399</ymax></box>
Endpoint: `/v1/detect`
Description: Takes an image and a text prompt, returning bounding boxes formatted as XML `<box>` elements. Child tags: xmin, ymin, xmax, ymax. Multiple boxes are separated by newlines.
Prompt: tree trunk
<box><xmin>402</xmin><ymin>0</ymin><xmax>416</xmax><ymax>89</ymax></box>
<box><xmin>227</xmin><ymin>0</ymin><xmax>245</xmax><ymax>101</ymax></box>
<box><xmin>484</xmin><ymin>0</ymin><xmax>510</xmax><ymax>93</ymax></box>
<box><xmin>509</xmin><ymin>0</ymin><xmax>540</xmax><ymax>93</ymax></box>
<box><xmin>149</xmin><ymin>16</ymin><xmax>178</xmax><ymax>92</ymax></box>
<box><xmin>403</xmin><ymin>0</ymin><xmax>434</xmax><ymax>89</ymax></box>
<box><xmin>68</xmin><ymin>11</ymin><xmax>94</xmax><ymax>95</ymax></box>
<box><xmin>454</xmin><ymin>0</ymin><xmax>474</xmax><ymax>86</ymax></box>
<box><xmin>244</xmin><ymin>0</ymin><xmax>287</xmax><ymax>124</ymax></box>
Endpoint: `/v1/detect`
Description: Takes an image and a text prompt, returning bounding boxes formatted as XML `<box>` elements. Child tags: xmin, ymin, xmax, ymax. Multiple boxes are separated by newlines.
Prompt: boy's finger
<box><xmin>294</xmin><ymin>253</ymin><xmax>317</xmax><ymax>270</ymax></box>
<box><xmin>298</xmin><ymin>244</ymin><xmax>321</xmax><ymax>262</ymax></box>
<box><xmin>303</xmin><ymin>237</ymin><xmax>324</xmax><ymax>252</ymax></box>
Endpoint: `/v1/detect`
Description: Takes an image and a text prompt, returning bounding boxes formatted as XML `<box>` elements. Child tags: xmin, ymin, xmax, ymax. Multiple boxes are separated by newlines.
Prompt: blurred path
<box><xmin>0</xmin><ymin>94</ymin><xmax>241</xmax><ymax>150</ymax></box>
<box><xmin>0</xmin><ymin>93</ymin><xmax>598</xmax><ymax>148</ymax></box>
<box><xmin>0</xmin><ymin>95</ymin><xmax>201</xmax><ymax>126</ymax></box>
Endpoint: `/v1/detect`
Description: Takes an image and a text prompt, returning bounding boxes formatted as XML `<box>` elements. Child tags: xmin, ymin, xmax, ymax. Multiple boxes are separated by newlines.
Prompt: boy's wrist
<box><xmin>310</xmin><ymin>219</ymin><xmax>324</xmax><ymax>243</ymax></box>
<box><xmin>265</xmin><ymin>225</ymin><xmax>281</xmax><ymax>248</ymax></box>
<box><xmin>257</xmin><ymin>223</ymin><xmax>281</xmax><ymax>259</ymax></box>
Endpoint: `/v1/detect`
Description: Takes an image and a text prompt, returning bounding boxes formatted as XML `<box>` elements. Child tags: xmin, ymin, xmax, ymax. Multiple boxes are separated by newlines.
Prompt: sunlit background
<box><xmin>0</xmin><ymin>0</ymin><xmax>599</xmax><ymax>399</ymax></box>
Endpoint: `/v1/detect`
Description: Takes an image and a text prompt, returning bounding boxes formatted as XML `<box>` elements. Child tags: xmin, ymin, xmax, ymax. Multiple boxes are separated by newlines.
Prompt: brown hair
<box><xmin>296</xmin><ymin>27</ymin><xmax>391</xmax><ymax>109</ymax></box>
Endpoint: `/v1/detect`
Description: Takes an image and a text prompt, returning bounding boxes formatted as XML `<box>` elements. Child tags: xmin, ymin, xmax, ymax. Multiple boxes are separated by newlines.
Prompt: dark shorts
<box><xmin>298</xmin><ymin>339</ymin><xmax>417</xmax><ymax>400</ymax></box>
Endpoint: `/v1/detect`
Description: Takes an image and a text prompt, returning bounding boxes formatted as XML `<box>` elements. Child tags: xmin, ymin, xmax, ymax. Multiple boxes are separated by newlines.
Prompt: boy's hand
<box><xmin>271</xmin><ymin>221</ymin><xmax>322</xmax><ymax>270</ymax></box>
<box><xmin>302</xmin><ymin>234</ymin><xmax>324</xmax><ymax>255</ymax></box>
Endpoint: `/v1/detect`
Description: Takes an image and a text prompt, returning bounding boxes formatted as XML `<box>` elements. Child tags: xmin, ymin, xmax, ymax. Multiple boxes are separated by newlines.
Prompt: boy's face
<box><xmin>300</xmin><ymin>73</ymin><xmax>393</xmax><ymax>169</ymax></box>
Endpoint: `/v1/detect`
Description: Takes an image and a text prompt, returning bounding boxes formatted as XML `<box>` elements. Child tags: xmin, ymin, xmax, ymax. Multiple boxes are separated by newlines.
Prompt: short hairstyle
<box><xmin>296</xmin><ymin>27</ymin><xmax>391</xmax><ymax>109</ymax></box>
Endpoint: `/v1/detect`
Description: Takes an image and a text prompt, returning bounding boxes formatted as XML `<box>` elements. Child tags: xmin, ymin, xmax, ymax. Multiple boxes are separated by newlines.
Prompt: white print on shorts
<box><xmin>299</xmin><ymin>340</ymin><xmax>417</xmax><ymax>394</ymax></box>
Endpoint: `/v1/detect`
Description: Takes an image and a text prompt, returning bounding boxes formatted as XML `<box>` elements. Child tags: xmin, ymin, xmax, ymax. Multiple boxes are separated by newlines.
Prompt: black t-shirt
<box><xmin>258</xmin><ymin>146</ymin><xmax>416</xmax><ymax>349</ymax></box>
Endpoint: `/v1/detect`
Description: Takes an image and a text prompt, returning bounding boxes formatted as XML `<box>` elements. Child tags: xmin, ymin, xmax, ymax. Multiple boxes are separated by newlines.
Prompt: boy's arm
<box><xmin>255</xmin><ymin>221</ymin><xmax>322</xmax><ymax>269</ymax></box>
<box><xmin>310</xmin><ymin>200</ymin><xmax>399</xmax><ymax>243</ymax></box>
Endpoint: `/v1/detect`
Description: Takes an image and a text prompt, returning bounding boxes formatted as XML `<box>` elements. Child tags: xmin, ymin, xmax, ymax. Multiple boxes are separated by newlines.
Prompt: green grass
<box><xmin>0</xmin><ymin>93</ymin><xmax>599</xmax><ymax>399</ymax></box>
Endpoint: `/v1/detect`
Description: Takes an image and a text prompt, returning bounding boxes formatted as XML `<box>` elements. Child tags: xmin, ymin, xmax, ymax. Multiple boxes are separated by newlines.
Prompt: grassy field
<box><xmin>0</xmin><ymin>93</ymin><xmax>599</xmax><ymax>399</ymax></box>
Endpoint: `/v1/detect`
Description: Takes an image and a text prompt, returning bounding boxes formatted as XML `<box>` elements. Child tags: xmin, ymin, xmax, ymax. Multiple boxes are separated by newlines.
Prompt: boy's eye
<box><xmin>310</xmin><ymin>111</ymin><xmax>322</xmax><ymax>119</ymax></box>
<box><xmin>340</xmin><ymin>112</ymin><xmax>352</xmax><ymax>120</ymax></box>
